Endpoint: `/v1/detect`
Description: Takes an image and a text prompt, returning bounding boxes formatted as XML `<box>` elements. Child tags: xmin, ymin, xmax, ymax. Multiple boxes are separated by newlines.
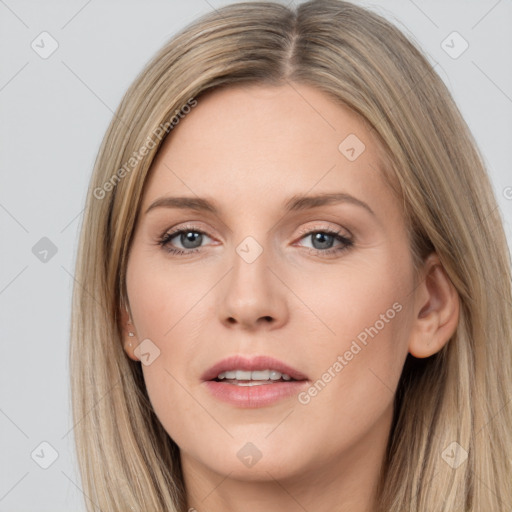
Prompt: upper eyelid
<box><xmin>296</xmin><ymin>222</ymin><xmax>351</xmax><ymax>237</ymax></box>
<box><xmin>166</xmin><ymin>218</ymin><xmax>350</xmax><ymax>234</ymax></box>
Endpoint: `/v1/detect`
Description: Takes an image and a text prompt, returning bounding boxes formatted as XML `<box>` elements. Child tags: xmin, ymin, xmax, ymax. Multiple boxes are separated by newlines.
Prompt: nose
<box><xmin>218</xmin><ymin>242</ymin><xmax>289</xmax><ymax>331</ymax></box>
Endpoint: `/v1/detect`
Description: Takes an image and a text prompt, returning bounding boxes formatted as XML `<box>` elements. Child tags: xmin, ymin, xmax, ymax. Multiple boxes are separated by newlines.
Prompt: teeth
<box><xmin>236</xmin><ymin>370</ymin><xmax>252</xmax><ymax>380</ymax></box>
<box><xmin>217</xmin><ymin>369</ymin><xmax>293</xmax><ymax>381</ymax></box>
<box><xmin>251</xmin><ymin>370</ymin><xmax>270</xmax><ymax>380</ymax></box>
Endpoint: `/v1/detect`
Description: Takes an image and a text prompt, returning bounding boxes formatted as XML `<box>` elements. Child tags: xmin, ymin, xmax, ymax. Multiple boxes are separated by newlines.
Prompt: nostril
<box><xmin>225</xmin><ymin>316</ymin><xmax>273</xmax><ymax>325</ymax></box>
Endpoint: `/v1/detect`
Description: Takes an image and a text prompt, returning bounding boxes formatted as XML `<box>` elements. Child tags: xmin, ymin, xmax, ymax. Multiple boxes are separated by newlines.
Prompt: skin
<box><xmin>120</xmin><ymin>83</ymin><xmax>460</xmax><ymax>512</ymax></box>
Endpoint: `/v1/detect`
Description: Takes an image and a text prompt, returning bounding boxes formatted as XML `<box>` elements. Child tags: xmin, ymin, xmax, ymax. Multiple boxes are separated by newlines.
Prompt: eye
<box><xmin>157</xmin><ymin>224</ymin><xmax>214</xmax><ymax>255</ymax></box>
<box><xmin>157</xmin><ymin>223</ymin><xmax>354</xmax><ymax>258</ymax></box>
<box><xmin>295</xmin><ymin>226</ymin><xmax>353</xmax><ymax>258</ymax></box>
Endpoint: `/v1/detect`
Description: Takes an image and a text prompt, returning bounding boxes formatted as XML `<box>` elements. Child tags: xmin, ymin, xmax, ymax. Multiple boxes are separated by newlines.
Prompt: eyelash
<box><xmin>157</xmin><ymin>223</ymin><xmax>354</xmax><ymax>258</ymax></box>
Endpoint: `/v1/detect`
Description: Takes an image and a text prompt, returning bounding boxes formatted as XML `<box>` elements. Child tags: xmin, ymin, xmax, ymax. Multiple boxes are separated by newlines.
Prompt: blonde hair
<box><xmin>70</xmin><ymin>1</ymin><xmax>512</xmax><ymax>510</ymax></box>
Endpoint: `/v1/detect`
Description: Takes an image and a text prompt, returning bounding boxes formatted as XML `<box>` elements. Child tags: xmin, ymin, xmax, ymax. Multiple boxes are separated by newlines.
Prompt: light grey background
<box><xmin>1</xmin><ymin>0</ymin><xmax>511</xmax><ymax>510</ymax></box>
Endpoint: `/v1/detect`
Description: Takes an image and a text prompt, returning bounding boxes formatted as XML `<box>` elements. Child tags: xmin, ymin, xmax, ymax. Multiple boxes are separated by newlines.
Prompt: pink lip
<box><xmin>201</xmin><ymin>355</ymin><xmax>309</xmax><ymax>408</ymax></box>
<box><xmin>201</xmin><ymin>354</ymin><xmax>308</xmax><ymax>382</ymax></box>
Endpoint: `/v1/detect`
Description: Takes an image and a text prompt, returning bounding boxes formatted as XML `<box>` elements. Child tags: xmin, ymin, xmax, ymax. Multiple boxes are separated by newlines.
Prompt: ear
<box><xmin>120</xmin><ymin>302</ymin><xmax>139</xmax><ymax>362</ymax></box>
<box><xmin>408</xmin><ymin>252</ymin><xmax>460</xmax><ymax>358</ymax></box>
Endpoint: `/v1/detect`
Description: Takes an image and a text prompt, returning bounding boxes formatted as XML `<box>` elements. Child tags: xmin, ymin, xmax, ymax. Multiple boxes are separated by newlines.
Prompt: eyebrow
<box><xmin>145</xmin><ymin>192</ymin><xmax>375</xmax><ymax>217</ymax></box>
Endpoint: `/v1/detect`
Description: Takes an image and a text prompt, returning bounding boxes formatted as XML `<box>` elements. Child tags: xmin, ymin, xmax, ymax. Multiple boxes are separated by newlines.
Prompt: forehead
<box><xmin>141</xmin><ymin>83</ymin><xmax>395</xmax><ymax>216</ymax></box>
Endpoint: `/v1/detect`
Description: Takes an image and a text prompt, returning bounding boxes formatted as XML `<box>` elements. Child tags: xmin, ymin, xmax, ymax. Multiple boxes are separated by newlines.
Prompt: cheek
<box><xmin>127</xmin><ymin>254</ymin><xmax>211</xmax><ymax>339</ymax></box>
<box><xmin>126</xmin><ymin>255</ymin><xmax>219</xmax><ymax>440</ymax></box>
<box><xmin>290</xmin><ymin>249</ymin><xmax>413</xmax><ymax>410</ymax></box>
<box><xmin>294</xmin><ymin>252</ymin><xmax>410</xmax><ymax>351</ymax></box>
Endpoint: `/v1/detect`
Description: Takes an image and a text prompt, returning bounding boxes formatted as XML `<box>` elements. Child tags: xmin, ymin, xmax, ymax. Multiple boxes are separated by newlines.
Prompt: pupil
<box><xmin>312</xmin><ymin>232</ymin><xmax>333</xmax><ymax>250</ymax></box>
<box><xmin>181</xmin><ymin>231</ymin><xmax>202</xmax><ymax>249</ymax></box>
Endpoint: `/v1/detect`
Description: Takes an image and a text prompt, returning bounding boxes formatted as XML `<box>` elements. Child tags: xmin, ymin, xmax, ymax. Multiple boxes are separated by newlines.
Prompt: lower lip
<box><xmin>203</xmin><ymin>380</ymin><xmax>309</xmax><ymax>408</ymax></box>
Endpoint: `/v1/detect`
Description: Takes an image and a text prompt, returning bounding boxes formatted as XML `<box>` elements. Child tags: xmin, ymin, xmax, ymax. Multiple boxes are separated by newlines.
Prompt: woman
<box><xmin>70</xmin><ymin>1</ymin><xmax>512</xmax><ymax>510</ymax></box>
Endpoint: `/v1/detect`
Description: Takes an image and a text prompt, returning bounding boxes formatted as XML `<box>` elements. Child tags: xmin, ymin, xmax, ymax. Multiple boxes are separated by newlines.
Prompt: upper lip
<box><xmin>201</xmin><ymin>355</ymin><xmax>308</xmax><ymax>381</ymax></box>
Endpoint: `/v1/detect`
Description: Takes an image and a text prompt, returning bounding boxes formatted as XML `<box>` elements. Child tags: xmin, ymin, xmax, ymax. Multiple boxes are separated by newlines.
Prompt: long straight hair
<box><xmin>69</xmin><ymin>1</ymin><xmax>512</xmax><ymax>510</ymax></box>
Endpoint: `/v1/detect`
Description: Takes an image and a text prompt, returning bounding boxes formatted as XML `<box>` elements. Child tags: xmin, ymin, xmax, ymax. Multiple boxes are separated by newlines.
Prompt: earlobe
<box><xmin>120</xmin><ymin>302</ymin><xmax>140</xmax><ymax>361</ymax></box>
<box><xmin>125</xmin><ymin>331</ymin><xmax>140</xmax><ymax>362</ymax></box>
<box><xmin>408</xmin><ymin>253</ymin><xmax>460</xmax><ymax>358</ymax></box>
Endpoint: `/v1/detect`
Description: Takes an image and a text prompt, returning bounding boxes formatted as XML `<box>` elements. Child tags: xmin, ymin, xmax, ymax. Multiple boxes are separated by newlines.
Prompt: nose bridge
<box><xmin>230</xmin><ymin>234</ymin><xmax>273</xmax><ymax>303</ymax></box>
<box><xmin>218</xmin><ymin>232</ymin><xmax>288</xmax><ymax>329</ymax></box>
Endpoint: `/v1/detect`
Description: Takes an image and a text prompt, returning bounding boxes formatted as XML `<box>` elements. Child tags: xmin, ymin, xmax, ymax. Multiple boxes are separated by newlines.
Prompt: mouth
<box><xmin>213</xmin><ymin>369</ymin><xmax>298</xmax><ymax>386</ymax></box>
<box><xmin>201</xmin><ymin>355</ymin><xmax>309</xmax><ymax>408</ymax></box>
<box><xmin>202</xmin><ymin>354</ymin><xmax>308</xmax><ymax>383</ymax></box>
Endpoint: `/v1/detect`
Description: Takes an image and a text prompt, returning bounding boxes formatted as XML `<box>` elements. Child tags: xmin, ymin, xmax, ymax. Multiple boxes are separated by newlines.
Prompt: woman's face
<box><xmin>124</xmin><ymin>84</ymin><xmax>419</xmax><ymax>482</ymax></box>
